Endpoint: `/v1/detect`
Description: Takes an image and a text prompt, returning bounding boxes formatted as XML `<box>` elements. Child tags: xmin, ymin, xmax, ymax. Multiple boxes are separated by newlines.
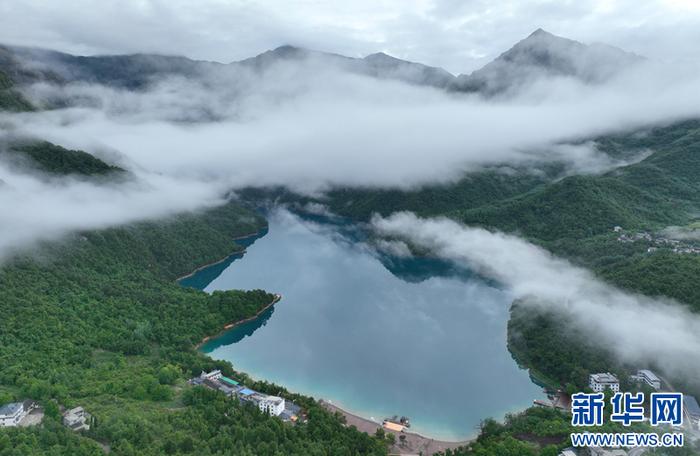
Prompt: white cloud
<box><xmin>3</xmin><ymin>57</ymin><xmax>700</xmax><ymax>196</ymax></box>
<box><xmin>0</xmin><ymin>162</ymin><xmax>228</xmax><ymax>262</ymax></box>
<box><xmin>372</xmin><ymin>212</ymin><xmax>700</xmax><ymax>379</ymax></box>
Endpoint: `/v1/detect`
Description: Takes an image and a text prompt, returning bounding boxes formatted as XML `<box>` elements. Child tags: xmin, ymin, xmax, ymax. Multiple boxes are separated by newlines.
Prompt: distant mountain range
<box><xmin>0</xmin><ymin>29</ymin><xmax>645</xmax><ymax>98</ymax></box>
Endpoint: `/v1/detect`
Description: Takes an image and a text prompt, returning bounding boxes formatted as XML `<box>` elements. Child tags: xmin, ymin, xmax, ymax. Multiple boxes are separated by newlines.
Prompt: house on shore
<box><xmin>190</xmin><ymin>370</ymin><xmax>300</xmax><ymax>421</ymax></box>
<box><xmin>257</xmin><ymin>395</ymin><xmax>285</xmax><ymax>416</ymax></box>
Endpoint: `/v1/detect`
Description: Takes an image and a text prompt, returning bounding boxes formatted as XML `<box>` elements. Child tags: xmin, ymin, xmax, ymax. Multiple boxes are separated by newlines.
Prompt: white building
<box><xmin>632</xmin><ymin>369</ymin><xmax>661</xmax><ymax>390</ymax></box>
<box><xmin>0</xmin><ymin>402</ymin><xmax>27</xmax><ymax>427</ymax></box>
<box><xmin>200</xmin><ymin>369</ymin><xmax>222</xmax><ymax>381</ymax></box>
<box><xmin>590</xmin><ymin>448</ymin><xmax>627</xmax><ymax>456</ymax></box>
<box><xmin>62</xmin><ymin>406</ymin><xmax>91</xmax><ymax>431</ymax></box>
<box><xmin>258</xmin><ymin>395</ymin><xmax>285</xmax><ymax>417</ymax></box>
<box><xmin>558</xmin><ymin>449</ymin><xmax>577</xmax><ymax>456</ymax></box>
<box><xmin>589</xmin><ymin>373</ymin><xmax>620</xmax><ymax>393</ymax></box>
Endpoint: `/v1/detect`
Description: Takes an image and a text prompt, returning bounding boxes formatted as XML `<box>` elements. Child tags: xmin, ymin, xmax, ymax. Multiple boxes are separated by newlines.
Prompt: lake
<box><xmin>188</xmin><ymin>208</ymin><xmax>544</xmax><ymax>440</ymax></box>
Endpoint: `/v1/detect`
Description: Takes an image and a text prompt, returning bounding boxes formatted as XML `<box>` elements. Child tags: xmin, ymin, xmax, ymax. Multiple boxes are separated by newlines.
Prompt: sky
<box><xmin>1</xmin><ymin>0</ymin><xmax>700</xmax><ymax>73</ymax></box>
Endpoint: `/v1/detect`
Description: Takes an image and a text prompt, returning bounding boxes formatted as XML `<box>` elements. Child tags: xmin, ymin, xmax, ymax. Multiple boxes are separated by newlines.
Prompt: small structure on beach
<box><xmin>382</xmin><ymin>421</ymin><xmax>405</xmax><ymax>432</ymax></box>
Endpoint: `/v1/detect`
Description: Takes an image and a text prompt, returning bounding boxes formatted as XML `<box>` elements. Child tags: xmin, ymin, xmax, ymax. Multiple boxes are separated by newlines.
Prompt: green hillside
<box><xmin>0</xmin><ymin>200</ymin><xmax>387</xmax><ymax>455</ymax></box>
<box><xmin>2</xmin><ymin>141</ymin><xmax>124</xmax><ymax>176</ymax></box>
<box><xmin>0</xmin><ymin>69</ymin><xmax>33</xmax><ymax>111</ymax></box>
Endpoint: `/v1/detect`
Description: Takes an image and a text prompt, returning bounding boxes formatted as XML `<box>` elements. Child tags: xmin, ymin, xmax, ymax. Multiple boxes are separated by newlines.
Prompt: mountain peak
<box><xmin>453</xmin><ymin>29</ymin><xmax>643</xmax><ymax>95</ymax></box>
<box><xmin>528</xmin><ymin>28</ymin><xmax>552</xmax><ymax>38</ymax></box>
<box><xmin>365</xmin><ymin>51</ymin><xmax>391</xmax><ymax>58</ymax></box>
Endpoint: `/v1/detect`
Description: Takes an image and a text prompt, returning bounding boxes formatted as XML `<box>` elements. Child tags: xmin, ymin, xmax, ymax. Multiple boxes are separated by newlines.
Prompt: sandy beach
<box><xmin>320</xmin><ymin>400</ymin><xmax>471</xmax><ymax>455</ymax></box>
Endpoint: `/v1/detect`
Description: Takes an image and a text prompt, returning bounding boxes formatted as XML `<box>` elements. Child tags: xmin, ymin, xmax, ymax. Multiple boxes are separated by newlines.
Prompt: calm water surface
<box><xmin>191</xmin><ymin>209</ymin><xmax>543</xmax><ymax>440</ymax></box>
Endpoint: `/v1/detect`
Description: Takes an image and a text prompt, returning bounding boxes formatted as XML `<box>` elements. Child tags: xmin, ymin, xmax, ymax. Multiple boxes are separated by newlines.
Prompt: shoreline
<box><xmin>175</xmin><ymin>228</ymin><xmax>266</xmax><ymax>282</ymax></box>
<box><xmin>195</xmin><ymin>293</ymin><xmax>282</xmax><ymax>350</ymax></box>
<box><xmin>179</xmin><ymin>222</ymin><xmax>475</xmax><ymax>450</ymax></box>
<box><xmin>320</xmin><ymin>400</ymin><xmax>471</xmax><ymax>455</ymax></box>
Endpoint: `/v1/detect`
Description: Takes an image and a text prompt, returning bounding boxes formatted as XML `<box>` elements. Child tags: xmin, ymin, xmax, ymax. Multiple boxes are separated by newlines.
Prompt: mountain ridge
<box><xmin>0</xmin><ymin>29</ymin><xmax>645</xmax><ymax>100</ymax></box>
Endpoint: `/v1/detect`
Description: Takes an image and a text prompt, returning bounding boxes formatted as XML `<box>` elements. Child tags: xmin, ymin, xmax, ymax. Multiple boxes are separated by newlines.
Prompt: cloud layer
<box><xmin>373</xmin><ymin>212</ymin><xmax>700</xmax><ymax>379</ymax></box>
<box><xmin>0</xmin><ymin>51</ymin><xmax>698</xmax><ymax>259</ymax></box>
<box><xmin>7</xmin><ymin>56</ymin><xmax>700</xmax><ymax>195</ymax></box>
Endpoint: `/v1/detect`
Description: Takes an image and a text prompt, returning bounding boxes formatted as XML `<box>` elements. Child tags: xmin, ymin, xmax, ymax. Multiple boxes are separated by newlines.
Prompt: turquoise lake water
<box><xmin>189</xmin><ymin>209</ymin><xmax>544</xmax><ymax>440</ymax></box>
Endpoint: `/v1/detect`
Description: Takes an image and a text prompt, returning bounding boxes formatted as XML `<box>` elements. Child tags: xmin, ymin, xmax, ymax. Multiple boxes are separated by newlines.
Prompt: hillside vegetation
<box><xmin>1</xmin><ymin>141</ymin><xmax>124</xmax><ymax>177</ymax></box>
<box><xmin>0</xmin><ymin>69</ymin><xmax>33</xmax><ymax>112</ymax></box>
<box><xmin>0</xmin><ymin>198</ymin><xmax>387</xmax><ymax>455</ymax></box>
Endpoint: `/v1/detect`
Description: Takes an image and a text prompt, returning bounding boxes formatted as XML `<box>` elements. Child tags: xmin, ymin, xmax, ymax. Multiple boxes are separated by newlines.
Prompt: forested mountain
<box><xmin>1</xmin><ymin>42</ymin><xmax>454</xmax><ymax>91</ymax></box>
<box><xmin>452</xmin><ymin>28</ymin><xmax>643</xmax><ymax>95</ymax></box>
<box><xmin>0</xmin><ymin>69</ymin><xmax>33</xmax><ymax>111</ymax></box>
<box><xmin>0</xmin><ymin>29</ymin><xmax>641</xmax><ymax>99</ymax></box>
<box><xmin>0</xmin><ymin>140</ymin><xmax>124</xmax><ymax>177</ymax></box>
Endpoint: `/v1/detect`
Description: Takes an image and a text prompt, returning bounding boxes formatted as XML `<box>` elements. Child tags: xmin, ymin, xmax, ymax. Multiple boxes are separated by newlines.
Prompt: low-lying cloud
<box><xmin>1</xmin><ymin>54</ymin><xmax>700</xmax><ymax>259</ymax></box>
<box><xmin>373</xmin><ymin>212</ymin><xmax>700</xmax><ymax>379</ymax></box>
<box><xmin>0</xmin><ymin>161</ymin><xmax>227</xmax><ymax>262</ymax></box>
<box><xmin>7</xmin><ymin>58</ymin><xmax>700</xmax><ymax>195</ymax></box>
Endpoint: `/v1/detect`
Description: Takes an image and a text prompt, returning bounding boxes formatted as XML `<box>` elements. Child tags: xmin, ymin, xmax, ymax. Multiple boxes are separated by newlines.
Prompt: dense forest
<box><xmin>0</xmin><ymin>69</ymin><xmax>33</xmax><ymax>112</ymax></box>
<box><xmin>0</xmin><ymin>194</ymin><xmax>387</xmax><ymax>455</ymax></box>
<box><xmin>0</xmin><ymin>141</ymin><xmax>125</xmax><ymax>177</ymax></box>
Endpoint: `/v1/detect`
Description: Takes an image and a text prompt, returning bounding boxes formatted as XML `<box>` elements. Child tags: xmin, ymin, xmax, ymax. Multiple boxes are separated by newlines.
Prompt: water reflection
<box><xmin>190</xmin><ymin>209</ymin><xmax>543</xmax><ymax>440</ymax></box>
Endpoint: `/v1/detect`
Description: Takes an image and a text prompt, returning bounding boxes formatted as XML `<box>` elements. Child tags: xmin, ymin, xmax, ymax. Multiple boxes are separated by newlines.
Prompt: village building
<box><xmin>558</xmin><ymin>448</ymin><xmax>577</xmax><ymax>456</ymax></box>
<box><xmin>258</xmin><ymin>395</ymin><xmax>285</xmax><ymax>416</ymax></box>
<box><xmin>589</xmin><ymin>373</ymin><xmax>620</xmax><ymax>393</ymax></box>
<box><xmin>189</xmin><ymin>372</ymin><xmax>301</xmax><ymax>421</ymax></box>
<box><xmin>589</xmin><ymin>448</ymin><xmax>628</xmax><ymax>456</ymax></box>
<box><xmin>62</xmin><ymin>406</ymin><xmax>91</xmax><ymax>431</ymax></box>
<box><xmin>684</xmin><ymin>395</ymin><xmax>700</xmax><ymax>430</ymax></box>
<box><xmin>631</xmin><ymin>369</ymin><xmax>661</xmax><ymax>390</ymax></box>
<box><xmin>0</xmin><ymin>402</ymin><xmax>28</xmax><ymax>427</ymax></box>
